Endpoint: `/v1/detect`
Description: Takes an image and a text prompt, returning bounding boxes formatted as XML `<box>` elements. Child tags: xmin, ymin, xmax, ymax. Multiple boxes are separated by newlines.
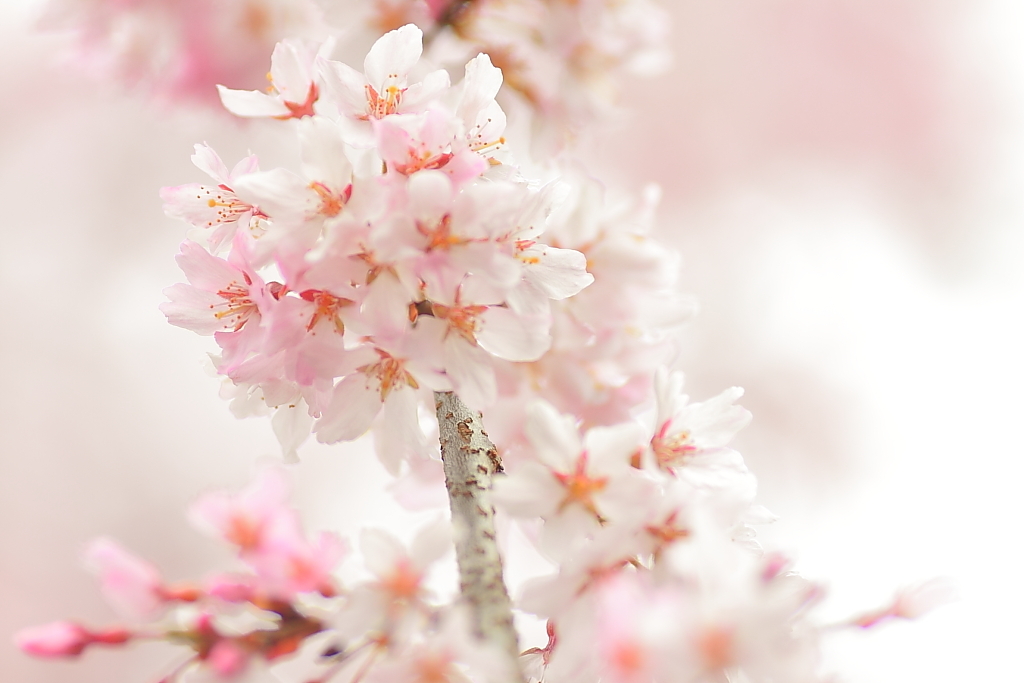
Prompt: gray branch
<box><xmin>434</xmin><ymin>391</ymin><xmax>522</xmax><ymax>679</ymax></box>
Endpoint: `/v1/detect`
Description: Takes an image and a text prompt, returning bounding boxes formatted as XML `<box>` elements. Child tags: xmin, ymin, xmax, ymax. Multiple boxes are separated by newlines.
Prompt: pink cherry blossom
<box><xmin>313</xmin><ymin>321</ymin><xmax>449</xmax><ymax>470</ymax></box>
<box><xmin>161</xmin><ymin>239</ymin><xmax>272</xmax><ymax>337</ymax></box>
<box><xmin>161</xmin><ymin>145</ymin><xmax>267</xmax><ymax>253</ymax></box>
<box><xmin>188</xmin><ymin>467</ymin><xmax>293</xmax><ymax>553</ymax></box>
<box><xmin>83</xmin><ymin>538</ymin><xmax>167</xmax><ymax>621</ymax></box>
<box><xmin>248</xmin><ymin>521</ymin><xmax>347</xmax><ymax>599</ymax></box>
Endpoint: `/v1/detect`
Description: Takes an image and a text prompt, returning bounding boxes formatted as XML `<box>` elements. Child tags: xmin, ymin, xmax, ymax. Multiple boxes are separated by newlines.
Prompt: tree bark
<box><xmin>434</xmin><ymin>391</ymin><xmax>522</xmax><ymax>679</ymax></box>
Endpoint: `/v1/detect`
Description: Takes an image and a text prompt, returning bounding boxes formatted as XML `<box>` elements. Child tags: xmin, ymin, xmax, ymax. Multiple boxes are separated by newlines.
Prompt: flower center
<box><xmin>651</xmin><ymin>421</ymin><xmax>697</xmax><ymax>470</ymax></box>
<box><xmin>310</xmin><ymin>182</ymin><xmax>352</xmax><ymax>217</ymax></box>
<box><xmin>431</xmin><ymin>303</ymin><xmax>487</xmax><ymax>343</ymax></box>
<box><xmin>417</xmin><ymin>214</ymin><xmax>468</xmax><ymax>252</ymax></box>
<box><xmin>201</xmin><ymin>185</ymin><xmax>260</xmax><ymax>227</ymax></box>
<box><xmin>299</xmin><ymin>289</ymin><xmax>354</xmax><ymax>334</ymax></box>
<box><xmin>553</xmin><ymin>452</ymin><xmax>608</xmax><ymax>518</ymax></box>
<box><xmin>212</xmin><ymin>275</ymin><xmax>259</xmax><ymax>332</ymax></box>
<box><xmin>359</xmin><ymin>350</ymin><xmax>420</xmax><ymax>401</ymax></box>
<box><xmin>379</xmin><ymin>559</ymin><xmax>423</xmax><ymax>601</ymax></box>
<box><xmin>366</xmin><ymin>81</ymin><xmax>404</xmax><ymax>119</ymax></box>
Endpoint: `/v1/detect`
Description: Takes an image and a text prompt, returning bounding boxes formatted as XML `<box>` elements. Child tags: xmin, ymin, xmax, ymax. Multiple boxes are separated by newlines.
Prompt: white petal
<box><xmin>374</xmin><ymin>386</ymin><xmax>427</xmax><ymax>475</ymax></box>
<box><xmin>583</xmin><ymin>423</ymin><xmax>645</xmax><ymax>472</ymax></box>
<box><xmin>443</xmin><ymin>336</ymin><xmax>497</xmax><ymax>410</ymax></box>
<box><xmin>458</xmin><ymin>53</ymin><xmax>503</xmax><ymax>123</ymax></box>
<box><xmin>161</xmin><ymin>284</ymin><xmax>230</xmax><ymax>335</ymax></box>
<box><xmin>271</xmin><ymin>401</ymin><xmax>313</xmax><ymax>463</ymax></box>
<box><xmin>217</xmin><ymin>85</ymin><xmax>291</xmax><ymax>118</ymax></box>
<box><xmin>524</xmin><ymin>401</ymin><xmax>582</xmax><ymax>470</ymax></box>
<box><xmin>232</xmin><ymin>168</ymin><xmax>315</xmax><ymax>223</ymax></box>
<box><xmin>364</xmin><ymin>24</ymin><xmax>423</xmax><ymax>90</ymax></box>
<box><xmin>318</xmin><ymin>57</ymin><xmax>370</xmax><ymax>116</ymax></box>
<box><xmin>401</xmin><ymin>69</ymin><xmax>451</xmax><ymax>113</ymax></box>
<box><xmin>270</xmin><ymin>40</ymin><xmax>314</xmax><ymax>100</ymax></box>
<box><xmin>523</xmin><ymin>245</ymin><xmax>594</xmax><ymax>300</ymax></box>
<box><xmin>476</xmin><ymin>307</ymin><xmax>550</xmax><ymax>362</ymax></box>
<box><xmin>191</xmin><ymin>144</ymin><xmax>231</xmax><ymax>183</ymax></box>
<box><xmin>314</xmin><ymin>374</ymin><xmax>382</xmax><ymax>443</ymax></box>
<box><xmin>299</xmin><ymin>116</ymin><xmax>353</xmax><ymax>189</ymax></box>
<box><xmin>407</xmin><ymin>170</ymin><xmax>453</xmax><ymax>224</ymax></box>
<box><xmin>491</xmin><ymin>462</ymin><xmax>561</xmax><ymax>518</ymax></box>
<box><xmin>175</xmin><ymin>240</ymin><xmax>239</xmax><ymax>290</ymax></box>
<box><xmin>360</xmin><ymin>528</ymin><xmax>406</xmax><ymax>578</ymax></box>
<box><xmin>358</xmin><ymin>271</ymin><xmax>413</xmax><ymax>339</ymax></box>
<box><xmin>410</xmin><ymin>519</ymin><xmax>452</xmax><ymax>570</ymax></box>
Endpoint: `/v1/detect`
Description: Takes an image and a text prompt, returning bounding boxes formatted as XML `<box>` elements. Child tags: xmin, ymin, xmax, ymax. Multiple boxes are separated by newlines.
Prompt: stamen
<box><xmin>299</xmin><ymin>289</ymin><xmax>354</xmax><ymax>334</ymax></box>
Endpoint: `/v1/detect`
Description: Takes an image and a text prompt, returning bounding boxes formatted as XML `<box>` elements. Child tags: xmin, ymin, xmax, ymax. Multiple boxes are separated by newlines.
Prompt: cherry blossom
<box><xmin>83</xmin><ymin>538</ymin><xmax>168</xmax><ymax>621</ymax></box>
<box><xmin>493</xmin><ymin>401</ymin><xmax>654</xmax><ymax>553</ymax></box>
<box><xmin>161</xmin><ymin>145</ymin><xmax>267</xmax><ymax>253</ymax></box>
<box><xmin>334</xmin><ymin>521</ymin><xmax>451</xmax><ymax>641</ymax></box>
<box><xmin>318</xmin><ymin>24</ymin><xmax>449</xmax><ymax>123</ymax></box>
<box><xmin>218</xmin><ymin>38</ymin><xmax>336</xmax><ymax>119</ymax></box>
<box><xmin>648</xmin><ymin>369</ymin><xmax>752</xmax><ymax>474</ymax></box>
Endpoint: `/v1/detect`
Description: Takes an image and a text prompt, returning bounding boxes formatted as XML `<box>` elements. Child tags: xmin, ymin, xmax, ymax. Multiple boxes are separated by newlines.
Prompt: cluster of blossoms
<box><xmin>493</xmin><ymin>376</ymin><xmax>824</xmax><ymax>681</ymax></box>
<box><xmin>17</xmin><ymin>469</ymin><xmax>514</xmax><ymax>683</ymax></box>
<box><xmin>19</xmin><ymin>4</ymin><xmax>952</xmax><ymax>683</ymax></box>
<box><xmin>15</xmin><ymin>409</ymin><xmax>949</xmax><ymax>682</ymax></box>
<box><xmin>161</xmin><ymin>25</ymin><xmax>603</xmax><ymax>470</ymax></box>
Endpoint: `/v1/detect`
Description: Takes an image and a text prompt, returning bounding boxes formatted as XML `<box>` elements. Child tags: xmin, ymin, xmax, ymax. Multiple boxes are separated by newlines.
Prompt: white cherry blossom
<box><xmin>218</xmin><ymin>38</ymin><xmax>335</xmax><ymax>119</ymax></box>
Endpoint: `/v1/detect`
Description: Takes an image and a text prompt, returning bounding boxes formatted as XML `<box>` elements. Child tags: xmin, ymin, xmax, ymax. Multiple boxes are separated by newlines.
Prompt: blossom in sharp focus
<box><xmin>318</xmin><ymin>23</ymin><xmax>450</xmax><ymax>122</ymax></box>
<box><xmin>160</xmin><ymin>145</ymin><xmax>267</xmax><ymax>254</ymax></box>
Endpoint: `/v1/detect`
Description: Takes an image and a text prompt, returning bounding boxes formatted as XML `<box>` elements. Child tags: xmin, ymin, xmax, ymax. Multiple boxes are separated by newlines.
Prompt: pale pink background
<box><xmin>3</xmin><ymin>0</ymin><xmax>1023</xmax><ymax>680</ymax></box>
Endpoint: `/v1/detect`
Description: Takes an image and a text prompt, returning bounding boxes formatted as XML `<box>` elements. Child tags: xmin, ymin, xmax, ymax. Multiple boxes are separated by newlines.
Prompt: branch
<box><xmin>434</xmin><ymin>391</ymin><xmax>522</xmax><ymax>679</ymax></box>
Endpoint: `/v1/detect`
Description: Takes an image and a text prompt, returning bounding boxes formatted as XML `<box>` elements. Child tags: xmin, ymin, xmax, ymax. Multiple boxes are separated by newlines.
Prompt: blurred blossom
<box><xmin>37</xmin><ymin>0</ymin><xmax>324</xmax><ymax>105</ymax></box>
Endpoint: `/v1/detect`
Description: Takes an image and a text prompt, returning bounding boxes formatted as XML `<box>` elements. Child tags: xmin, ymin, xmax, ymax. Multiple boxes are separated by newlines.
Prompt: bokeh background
<box><xmin>3</xmin><ymin>0</ymin><xmax>1023</xmax><ymax>680</ymax></box>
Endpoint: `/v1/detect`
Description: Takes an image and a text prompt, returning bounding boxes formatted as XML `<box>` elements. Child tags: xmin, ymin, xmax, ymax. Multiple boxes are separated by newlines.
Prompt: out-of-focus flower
<box><xmin>39</xmin><ymin>0</ymin><xmax>323</xmax><ymax>105</ymax></box>
<box><xmin>83</xmin><ymin>537</ymin><xmax>167</xmax><ymax>620</ymax></box>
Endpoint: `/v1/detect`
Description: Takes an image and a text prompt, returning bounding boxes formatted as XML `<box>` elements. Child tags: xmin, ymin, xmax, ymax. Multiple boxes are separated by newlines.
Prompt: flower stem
<box><xmin>434</xmin><ymin>391</ymin><xmax>522</xmax><ymax>680</ymax></box>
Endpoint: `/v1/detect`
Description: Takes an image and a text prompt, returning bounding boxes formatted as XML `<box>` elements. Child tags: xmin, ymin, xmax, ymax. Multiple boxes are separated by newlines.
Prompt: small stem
<box><xmin>434</xmin><ymin>391</ymin><xmax>522</xmax><ymax>681</ymax></box>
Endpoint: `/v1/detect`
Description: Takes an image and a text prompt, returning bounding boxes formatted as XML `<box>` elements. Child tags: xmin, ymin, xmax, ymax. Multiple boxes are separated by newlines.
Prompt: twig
<box><xmin>434</xmin><ymin>390</ymin><xmax>522</xmax><ymax>681</ymax></box>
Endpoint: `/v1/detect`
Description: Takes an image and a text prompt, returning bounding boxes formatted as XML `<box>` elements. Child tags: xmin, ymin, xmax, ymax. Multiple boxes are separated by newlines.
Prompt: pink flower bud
<box><xmin>15</xmin><ymin>621</ymin><xmax>90</xmax><ymax>658</ymax></box>
<box><xmin>207</xmin><ymin>639</ymin><xmax>251</xmax><ymax>677</ymax></box>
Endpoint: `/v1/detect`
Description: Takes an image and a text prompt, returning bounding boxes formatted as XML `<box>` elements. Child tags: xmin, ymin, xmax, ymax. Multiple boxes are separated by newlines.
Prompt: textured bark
<box><xmin>434</xmin><ymin>391</ymin><xmax>522</xmax><ymax>678</ymax></box>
